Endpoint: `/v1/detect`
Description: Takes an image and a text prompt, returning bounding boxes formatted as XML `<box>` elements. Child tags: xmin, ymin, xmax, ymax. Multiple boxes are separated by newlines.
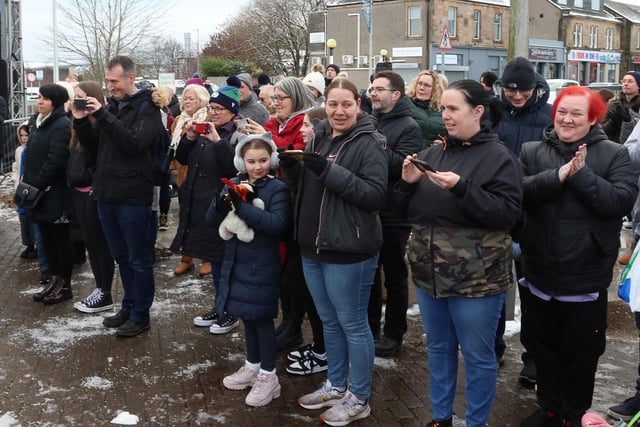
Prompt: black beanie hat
<box><xmin>326</xmin><ymin>64</ymin><xmax>340</xmax><ymax>74</ymax></box>
<box><xmin>39</xmin><ymin>83</ymin><xmax>69</xmax><ymax>109</ymax></box>
<box><xmin>499</xmin><ymin>57</ymin><xmax>536</xmax><ymax>90</ymax></box>
<box><xmin>625</xmin><ymin>71</ymin><xmax>640</xmax><ymax>87</ymax></box>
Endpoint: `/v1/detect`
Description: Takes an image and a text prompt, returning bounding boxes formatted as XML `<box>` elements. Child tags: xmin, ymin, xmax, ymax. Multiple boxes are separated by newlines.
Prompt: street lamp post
<box><xmin>380</xmin><ymin>48</ymin><xmax>388</xmax><ymax>62</ymax></box>
<box><xmin>348</xmin><ymin>13</ymin><xmax>361</xmax><ymax>68</ymax></box>
<box><xmin>327</xmin><ymin>38</ymin><xmax>337</xmax><ymax>65</ymax></box>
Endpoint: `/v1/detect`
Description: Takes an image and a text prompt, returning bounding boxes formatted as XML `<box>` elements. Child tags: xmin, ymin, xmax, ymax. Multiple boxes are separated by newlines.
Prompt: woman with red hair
<box><xmin>519</xmin><ymin>86</ymin><xmax>638</xmax><ymax>427</ymax></box>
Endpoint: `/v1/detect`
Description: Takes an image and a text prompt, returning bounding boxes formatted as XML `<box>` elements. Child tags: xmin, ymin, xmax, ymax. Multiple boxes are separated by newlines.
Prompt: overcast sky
<box><xmin>20</xmin><ymin>0</ymin><xmax>251</xmax><ymax>63</ymax></box>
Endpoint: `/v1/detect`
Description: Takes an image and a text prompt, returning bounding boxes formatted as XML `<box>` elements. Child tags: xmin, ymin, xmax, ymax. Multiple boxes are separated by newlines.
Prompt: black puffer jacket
<box><xmin>519</xmin><ymin>125</ymin><xmax>637</xmax><ymax>295</ymax></box>
<box><xmin>74</xmin><ymin>88</ymin><xmax>162</xmax><ymax>205</ymax></box>
<box><xmin>22</xmin><ymin>107</ymin><xmax>71</xmax><ymax>223</ymax></box>
<box><xmin>373</xmin><ymin>96</ymin><xmax>422</xmax><ymax>227</ymax></box>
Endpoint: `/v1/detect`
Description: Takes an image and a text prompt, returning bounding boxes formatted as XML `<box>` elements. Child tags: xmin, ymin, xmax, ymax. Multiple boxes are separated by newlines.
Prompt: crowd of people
<box><xmin>11</xmin><ymin>53</ymin><xmax>640</xmax><ymax>426</ymax></box>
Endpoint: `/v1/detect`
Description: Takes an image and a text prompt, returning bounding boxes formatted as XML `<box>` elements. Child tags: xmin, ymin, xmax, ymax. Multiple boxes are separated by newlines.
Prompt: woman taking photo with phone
<box><xmin>394</xmin><ymin>80</ymin><xmax>523</xmax><ymax>427</ymax></box>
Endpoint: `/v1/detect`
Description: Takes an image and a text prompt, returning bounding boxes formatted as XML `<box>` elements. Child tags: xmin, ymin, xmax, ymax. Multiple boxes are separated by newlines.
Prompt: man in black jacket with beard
<box><xmin>367</xmin><ymin>70</ymin><xmax>422</xmax><ymax>357</ymax></box>
<box><xmin>73</xmin><ymin>55</ymin><xmax>164</xmax><ymax>337</ymax></box>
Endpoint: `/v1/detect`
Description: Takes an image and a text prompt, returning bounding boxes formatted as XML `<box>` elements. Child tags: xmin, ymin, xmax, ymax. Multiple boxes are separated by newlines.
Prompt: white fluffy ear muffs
<box><xmin>233</xmin><ymin>132</ymin><xmax>279</xmax><ymax>172</ymax></box>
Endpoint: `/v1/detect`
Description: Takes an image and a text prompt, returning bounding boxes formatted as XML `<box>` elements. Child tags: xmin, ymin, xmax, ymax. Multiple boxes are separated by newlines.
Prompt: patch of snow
<box><xmin>0</xmin><ymin>412</ymin><xmax>21</xmax><ymax>427</ymax></box>
<box><xmin>81</xmin><ymin>376</ymin><xmax>113</xmax><ymax>390</ymax></box>
<box><xmin>175</xmin><ymin>360</ymin><xmax>216</xmax><ymax>379</ymax></box>
<box><xmin>111</xmin><ymin>411</ymin><xmax>139</xmax><ymax>425</ymax></box>
<box><xmin>374</xmin><ymin>356</ymin><xmax>398</xmax><ymax>369</ymax></box>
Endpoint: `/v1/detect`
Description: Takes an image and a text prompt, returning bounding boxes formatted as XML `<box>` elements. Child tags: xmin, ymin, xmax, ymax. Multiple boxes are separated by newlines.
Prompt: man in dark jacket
<box><xmin>73</xmin><ymin>55</ymin><xmax>164</xmax><ymax>337</ymax></box>
<box><xmin>367</xmin><ymin>70</ymin><xmax>422</xmax><ymax>357</ymax></box>
<box><xmin>602</xmin><ymin>71</ymin><xmax>640</xmax><ymax>143</ymax></box>
<box><xmin>492</xmin><ymin>56</ymin><xmax>553</xmax><ymax>387</ymax></box>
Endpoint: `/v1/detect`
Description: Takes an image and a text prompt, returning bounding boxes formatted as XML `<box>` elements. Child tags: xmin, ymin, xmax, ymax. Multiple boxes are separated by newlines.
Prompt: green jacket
<box><xmin>410</xmin><ymin>99</ymin><xmax>446</xmax><ymax>148</ymax></box>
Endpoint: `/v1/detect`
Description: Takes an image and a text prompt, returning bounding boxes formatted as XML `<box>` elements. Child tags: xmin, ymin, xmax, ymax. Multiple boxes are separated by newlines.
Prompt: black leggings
<box><xmin>38</xmin><ymin>222</ymin><xmax>73</xmax><ymax>283</ymax></box>
<box><xmin>244</xmin><ymin>318</ymin><xmax>276</xmax><ymax>371</ymax></box>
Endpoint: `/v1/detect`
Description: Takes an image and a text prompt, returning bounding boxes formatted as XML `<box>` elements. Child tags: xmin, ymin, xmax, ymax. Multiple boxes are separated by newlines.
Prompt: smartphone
<box><xmin>410</xmin><ymin>158</ymin><xmax>436</xmax><ymax>173</ymax></box>
<box><xmin>237</xmin><ymin>118</ymin><xmax>249</xmax><ymax>131</ymax></box>
<box><xmin>192</xmin><ymin>122</ymin><xmax>210</xmax><ymax>135</ymax></box>
<box><xmin>74</xmin><ymin>98</ymin><xmax>88</xmax><ymax>111</ymax></box>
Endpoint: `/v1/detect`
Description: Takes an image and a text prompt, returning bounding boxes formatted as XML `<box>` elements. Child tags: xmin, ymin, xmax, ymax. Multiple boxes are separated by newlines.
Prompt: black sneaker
<box><xmin>20</xmin><ymin>246</ymin><xmax>38</xmax><ymax>259</ymax></box>
<box><xmin>608</xmin><ymin>394</ymin><xmax>640</xmax><ymax>421</ymax></box>
<box><xmin>375</xmin><ymin>336</ymin><xmax>402</xmax><ymax>357</ymax></box>
<box><xmin>103</xmin><ymin>310</ymin><xmax>130</xmax><ymax>328</ymax></box>
<box><xmin>74</xmin><ymin>289</ymin><xmax>113</xmax><ymax>313</ymax></box>
<box><xmin>519</xmin><ymin>352</ymin><xmax>537</xmax><ymax>388</ymax></box>
<box><xmin>520</xmin><ymin>409</ymin><xmax>562</xmax><ymax>427</ymax></box>
<box><xmin>193</xmin><ymin>308</ymin><xmax>218</xmax><ymax>327</ymax></box>
<box><xmin>116</xmin><ymin>319</ymin><xmax>150</xmax><ymax>337</ymax></box>
<box><xmin>286</xmin><ymin>351</ymin><xmax>328</xmax><ymax>375</ymax></box>
<box><xmin>158</xmin><ymin>214</ymin><xmax>169</xmax><ymax>231</ymax></box>
<box><xmin>288</xmin><ymin>343</ymin><xmax>314</xmax><ymax>362</ymax></box>
<box><xmin>209</xmin><ymin>312</ymin><xmax>239</xmax><ymax>334</ymax></box>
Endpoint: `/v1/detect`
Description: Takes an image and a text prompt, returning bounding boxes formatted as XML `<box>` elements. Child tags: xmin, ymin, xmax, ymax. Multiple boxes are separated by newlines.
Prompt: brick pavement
<box><xmin>0</xmin><ymin>183</ymin><xmax>638</xmax><ymax>426</ymax></box>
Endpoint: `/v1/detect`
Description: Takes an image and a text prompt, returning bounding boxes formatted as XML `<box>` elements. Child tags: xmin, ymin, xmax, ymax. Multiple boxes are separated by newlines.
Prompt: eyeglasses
<box><xmin>209</xmin><ymin>106</ymin><xmax>228</xmax><ymax>114</ymax></box>
<box><xmin>270</xmin><ymin>95</ymin><xmax>291</xmax><ymax>103</ymax></box>
<box><xmin>503</xmin><ymin>88</ymin><xmax>534</xmax><ymax>96</ymax></box>
<box><xmin>368</xmin><ymin>87</ymin><xmax>397</xmax><ymax>95</ymax></box>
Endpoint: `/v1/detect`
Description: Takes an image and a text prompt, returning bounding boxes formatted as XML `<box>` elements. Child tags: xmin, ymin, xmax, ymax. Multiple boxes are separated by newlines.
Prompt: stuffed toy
<box><xmin>218</xmin><ymin>178</ymin><xmax>264</xmax><ymax>242</ymax></box>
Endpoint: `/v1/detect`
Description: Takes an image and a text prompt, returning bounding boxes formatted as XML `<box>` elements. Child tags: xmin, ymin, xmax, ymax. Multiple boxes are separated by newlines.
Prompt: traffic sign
<box><xmin>439</xmin><ymin>26</ymin><xmax>453</xmax><ymax>51</ymax></box>
<box><xmin>27</xmin><ymin>73</ymin><xmax>36</xmax><ymax>82</ymax></box>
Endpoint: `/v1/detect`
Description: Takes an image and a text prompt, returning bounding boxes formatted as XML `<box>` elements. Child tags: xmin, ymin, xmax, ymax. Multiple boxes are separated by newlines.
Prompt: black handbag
<box><xmin>13</xmin><ymin>182</ymin><xmax>44</xmax><ymax>209</ymax></box>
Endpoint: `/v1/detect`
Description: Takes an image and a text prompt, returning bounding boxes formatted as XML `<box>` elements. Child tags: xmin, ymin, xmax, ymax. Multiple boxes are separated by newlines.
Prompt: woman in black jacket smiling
<box><xmin>23</xmin><ymin>83</ymin><xmax>73</xmax><ymax>304</ymax></box>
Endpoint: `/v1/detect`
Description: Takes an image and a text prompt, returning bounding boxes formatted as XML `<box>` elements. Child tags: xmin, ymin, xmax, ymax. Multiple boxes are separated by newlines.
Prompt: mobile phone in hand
<box><xmin>74</xmin><ymin>98</ymin><xmax>88</xmax><ymax>111</ymax></box>
<box><xmin>410</xmin><ymin>158</ymin><xmax>436</xmax><ymax>173</ymax></box>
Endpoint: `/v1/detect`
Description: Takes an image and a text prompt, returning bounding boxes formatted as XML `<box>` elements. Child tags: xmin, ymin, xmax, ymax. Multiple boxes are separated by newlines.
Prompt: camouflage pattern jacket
<box><xmin>394</xmin><ymin>127</ymin><xmax>523</xmax><ymax>298</ymax></box>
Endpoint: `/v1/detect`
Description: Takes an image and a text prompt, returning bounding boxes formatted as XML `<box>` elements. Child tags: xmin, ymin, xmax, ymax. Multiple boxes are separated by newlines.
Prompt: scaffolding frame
<box><xmin>7</xmin><ymin>0</ymin><xmax>24</xmax><ymax>119</ymax></box>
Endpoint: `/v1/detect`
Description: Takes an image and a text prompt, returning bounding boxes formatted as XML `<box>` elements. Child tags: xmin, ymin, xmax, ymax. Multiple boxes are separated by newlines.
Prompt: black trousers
<box><xmin>72</xmin><ymin>190</ymin><xmax>114</xmax><ymax>292</ymax></box>
<box><xmin>244</xmin><ymin>318</ymin><xmax>276</xmax><ymax>371</ymax></box>
<box><xmin>38</xmin><ymin>222</ymin><xmax>73</xmax><ymax>283</ymax></box>
<box><xmin>368</xmin><ymin>226</ymin><xmax>411</xmax><ymax>342</ymax></box>
<box><xmin>523</xmin><ymin>286</ymin><xmax>607</xmax><ymax>421</ymax></box>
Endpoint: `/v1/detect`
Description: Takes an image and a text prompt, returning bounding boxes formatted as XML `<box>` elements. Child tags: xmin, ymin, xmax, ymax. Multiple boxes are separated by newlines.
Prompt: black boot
<box><xmin>42</xmin><ymin>277</ymin><xmax>72</xmax><ymax>305</ymax></box>
<box><xmin>33</xmin><ymin>276</ymin><xmax>58</xmax><ymax>302</ymax></box>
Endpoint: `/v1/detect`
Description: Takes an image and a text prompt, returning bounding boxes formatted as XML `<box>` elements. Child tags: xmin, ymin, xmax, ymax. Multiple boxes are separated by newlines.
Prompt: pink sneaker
<box><xmin>245</xmin><ymin>373</ymin><xmax>281</xmax><ymax>407</ymax></box>
<box><xmin>223</xmin><ymin>364</ymin><xmax>258</xmax><ymax>390</ymax></box>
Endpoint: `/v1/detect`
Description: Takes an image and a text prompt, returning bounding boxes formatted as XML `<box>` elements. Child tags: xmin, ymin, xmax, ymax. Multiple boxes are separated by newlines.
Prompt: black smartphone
<box><xmin>410</xmin><ymin>158</ymin><xmax>436</xmax><ymax>173</ymax></box>
<box><xmin>74</xmin><ymin>98</ymin><xmax>88</xmax><ymax>111</ymax></box>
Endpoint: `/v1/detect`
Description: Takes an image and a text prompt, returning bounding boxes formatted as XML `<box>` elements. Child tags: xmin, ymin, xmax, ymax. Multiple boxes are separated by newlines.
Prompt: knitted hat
<box><xmin>625</xmin><ymin>71</ymin><xmax>640</xmax><ymax>87</ymax></box>
<box><xmin>39</xmin><ymin>83</ymin><xmax>69</xmax><ymax>109</ymax></box>
<box><xmin>210</xmin><ymin>85</ymin><xmax>241</xmax><ymax>114</ymax></box>
<box><xmin>186</xmin><ymin>76</ymin><xmax>205</xmax><ymax>86</ymax></box>
<box><xmin>303</xmin><ymin>71</ymin><xmax>325</xmax><ymax>95</ymax></box>
<box><xmin>499</xmin><ymin>57</ymin><xmax>536</xmax><ymax>90</ymax></box>
<box><xmin>233</xmin><ymin>73</ymin><xmax>253</xmax><ymax>89</ymax></box>
<box><xmin>326</xmin><ymin>64</ymin><xmax>340</xmax><ymax>74</ymax></box>
<box><xmin>257</xmin><ymin>73</ymin><xmax>271</xmax><ymax>85</ymax></box>
<box><xmin>233</xmin><ymin>132</ymin><xmax>279</xmax><ymax>172</ymax></box>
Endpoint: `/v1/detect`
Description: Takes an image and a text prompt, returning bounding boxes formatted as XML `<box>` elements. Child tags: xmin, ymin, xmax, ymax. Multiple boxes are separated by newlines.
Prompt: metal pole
<box><xmin>348</xmin><ymin>13</ymin><xmax>360</xmax><ymax>68</ymax></box>
<box><xmin>53</xmin><ymin>0</ymin><xmax>59</xmax><ymax>82</ymax></box>
<box><xmin>368</xmin><ymin>6</ymin><xmax>374</xmax><ymax>78</ymax></box>
<box><xmin>196</xmin><ymin>29</ymin><xmax>200</xmax><ymax>77</ymax></box>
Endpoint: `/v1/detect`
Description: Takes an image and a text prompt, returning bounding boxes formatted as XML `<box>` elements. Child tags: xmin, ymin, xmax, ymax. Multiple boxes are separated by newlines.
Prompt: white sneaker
<box><xmin>319</xmin><ymin>392</ymin><xmax>371</xmax><ymax>426</ymax></box>
<box><xmin>245</xmin><ymin>372</ymin><xmax>281</xmax><ymax>407</ymax></box>
<box><xmin>298</xmin><ymin>380</ymin><xmax>346</xmax><ymax>410</ymax></box>
<box><xmin>223</xmin><ymin>364</ymin><xmax>258</xmax><ymax>390</ymax></box>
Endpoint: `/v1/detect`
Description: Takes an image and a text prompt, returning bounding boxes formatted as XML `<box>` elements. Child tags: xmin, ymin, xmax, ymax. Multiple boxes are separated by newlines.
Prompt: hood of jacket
<box><xmin>373</xmin><ymin>96</ymin><xmax>414</xmax><ymax>123</ymax></box>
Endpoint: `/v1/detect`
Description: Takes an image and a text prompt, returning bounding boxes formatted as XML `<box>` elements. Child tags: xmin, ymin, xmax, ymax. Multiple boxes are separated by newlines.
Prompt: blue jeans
<box><xmin>97</xmin><ymin>201</ymin><xmax>155</xmax><ymax>323</ymax></box>
<box><xmin>302</xmin><ymin>255</ymin><xmax>378</xmax><ymax>400</ymax></box>
<box><xmin>415</xmin><ymin>286</ymin><xmax>505</xmax><ymax>427</ymax></box>
<box><xmin>32</xmin><ymin>223</ymin><xmax>49</xmax><ymax>273</ymax></box>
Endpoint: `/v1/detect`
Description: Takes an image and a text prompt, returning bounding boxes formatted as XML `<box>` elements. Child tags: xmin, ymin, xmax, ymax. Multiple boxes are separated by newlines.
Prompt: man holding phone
<box><xmin>72</xmin><ymin>55</ymin><xmax>164</xmax><ymax>337</ymax></box>
<box><xmin>368</xmin><ymin>70</ymin><xmax>422</xmax><ymax>357</ymax></box>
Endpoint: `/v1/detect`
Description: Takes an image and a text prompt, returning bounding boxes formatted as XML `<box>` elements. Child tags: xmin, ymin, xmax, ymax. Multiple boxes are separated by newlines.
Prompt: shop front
<box><xmin>529</xmin><ymin>39</ymin><xmax>566</xmax><ymax>79</ymax></box>
<box><xmin>567</xmin><ymin>49</ymin><xmax>621</xmax><ymax>84</ymax></box>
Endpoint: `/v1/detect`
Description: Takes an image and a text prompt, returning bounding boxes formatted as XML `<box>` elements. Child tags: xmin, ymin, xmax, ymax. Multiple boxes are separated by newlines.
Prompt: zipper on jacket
<box><xmin>429</xmin><ymin>227</ymin><xmax>437</xmax><ymax>297</ymax></box>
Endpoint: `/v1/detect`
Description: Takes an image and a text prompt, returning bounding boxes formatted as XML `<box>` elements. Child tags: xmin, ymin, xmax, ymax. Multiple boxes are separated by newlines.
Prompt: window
<box><xmin>557</xmin><ymin>0</ymin><xmax>567</xmax><ymax>4</ymax></box>
<box><xmin>573</xmin><ymin>23</ymin><xmax>583</xmax><ymax>47</ymax></box>
<box><xmin>637</xmin><ymin>29</ymin><xmax>640</xmax><ymax>50</ymax></box>
<box><xmin>448</xmin><ymin>7</ymin><xmax>457</xmax><ymax>37</ymax></box>
<box><xmin>494</xmin><ymin>13</ymin><xmax>503</xmax><ymax>41</ymax></box>
<box><xmin>606</xmin><ymin>27</ymin><xmax>614</xmax><ymax>50</ymax></box>
<box><xmin>574</xmin><ymin>0</ymin><xmax>584</xmax><ymax>7</ymax></box>
<box><xmin>473</xmin><ymin>10</ymin><xmax>481</xmax><ymax>39</ymax></box>
<box><xmin>408</xmin><ymin>6</ymin><xmax>421</xmax><ymax>37</ymax></box>
<box><xmin>589</xmin><ymin>25</ymin><xmax>598</xmax><ymax>48</ymax></box>
<box><xmin>591</xmin><ymin>0</ymin><xmax>600</xmax><ymax>10</ymax></box>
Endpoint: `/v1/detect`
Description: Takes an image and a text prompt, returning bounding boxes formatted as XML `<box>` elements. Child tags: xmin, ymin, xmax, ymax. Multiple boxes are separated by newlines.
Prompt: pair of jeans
<box><xmin>415</xmin><ymin>286</ymin><xmax>505</xmax><ymax>427</ymax></box>
<box><xmin>97</xmin><ymin>201</ymin><xmax>155</xmax><ymax>324</ymax></box>
<box><xmin>368</xmin><ymin>226</ymin><xmax>411</xmax><ymax>341</ymax></box>
<box><xmin>302</xmin><ymin>255</ymin><xmax>378</xmax><ymax>400</ymax></box>
<box><xmin>32</xmin><ymin>223</ymin><xmax>49</xmax><ymax>273</ymax></box>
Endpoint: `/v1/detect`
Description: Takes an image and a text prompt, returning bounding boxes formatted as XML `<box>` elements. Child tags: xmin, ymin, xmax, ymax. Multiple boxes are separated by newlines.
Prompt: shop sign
<box><xmin>529</xmin><ymin>47</ymin><xmax>559</xmax><ymax>61</ymax></box>
<box><xmin>568</xmin><ymin>49</ymin><xmax>621</xmax><ymax>63</ymax></box>
<box><xmin>632</xmin><ymin>55</ymin><xmax>640</xmax><ymax>64</ymax></box>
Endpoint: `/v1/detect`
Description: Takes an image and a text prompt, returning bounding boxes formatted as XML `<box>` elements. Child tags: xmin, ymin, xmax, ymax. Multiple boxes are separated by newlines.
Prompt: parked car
<box><xmin>587</xmin><ymin>82</ymin><xmax>622</xmax><ymax>97</ymax></box>
<box><xmin>547</xmin><ymin>79</ymin><xmax>580</xmax><ymax>104</ymax></box>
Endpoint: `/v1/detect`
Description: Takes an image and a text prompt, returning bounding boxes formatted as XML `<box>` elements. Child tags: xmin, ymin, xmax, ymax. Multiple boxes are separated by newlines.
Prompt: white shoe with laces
<box><xmin>298</xmin><ymin>380</ymin><xmax>346</xmax><ymax>410</ymax></box>
<box><xmin>319</xmin><ymin>392</ymin><xmax>371</xmax><ymax>426</ymax></box>
<box><xmin>223</xmin><ymin>364</ymin><xmax>258</xmax><ymax>390</ymax></box>
<box><xmin>245</xmin><ymin>372</ymin><xmax>281</xmax><ymax>407</ymax></box>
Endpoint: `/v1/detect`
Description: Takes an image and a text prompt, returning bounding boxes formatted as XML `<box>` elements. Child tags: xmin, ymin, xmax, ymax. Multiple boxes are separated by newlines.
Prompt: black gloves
<box><xmin>303</xmin><ymin>152</ymin><xmax>328</xmax><ymax>175</ymax></box>
<box><xmin>277</xmin><ymin>143</ymin><xmax>298</xmax><ymax>169</ymax></box>
<box><xmin>216</xmin><ymin>194</ymin><xmax>232</xmax><ymax>213</ymax></box>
